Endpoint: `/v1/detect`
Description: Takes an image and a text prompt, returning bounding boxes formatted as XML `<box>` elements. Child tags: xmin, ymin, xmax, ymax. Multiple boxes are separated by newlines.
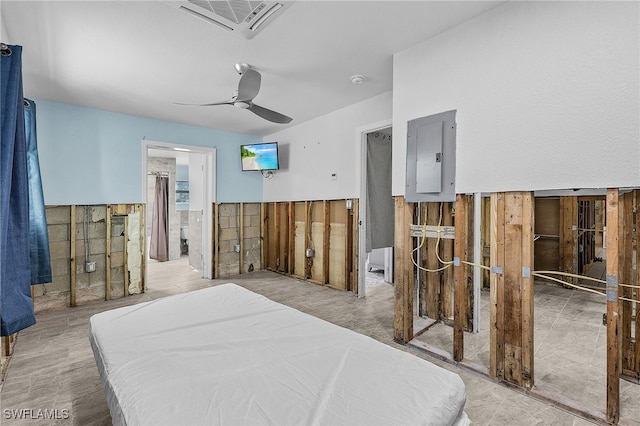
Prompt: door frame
<box><xmin>141</xmin><ymin>139</ymin><xmax>216</xmax><ymax>279</ymax></box>
<box><xmin>355</xmin><ymin>119</ymin><xmax>392</xmax><ymax>298</ymax></box>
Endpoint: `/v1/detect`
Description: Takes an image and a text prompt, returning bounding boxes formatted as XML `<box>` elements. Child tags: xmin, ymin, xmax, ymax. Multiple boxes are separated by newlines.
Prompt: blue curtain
<box><xmin>24</xmin><ymin>99</ymin><xmax>52</xmax><ymax>284</ymax></box>
<box><xmin>1</xmin><ymin>44</ymin><xmax>36</xmax><ymax>336</ymax></box>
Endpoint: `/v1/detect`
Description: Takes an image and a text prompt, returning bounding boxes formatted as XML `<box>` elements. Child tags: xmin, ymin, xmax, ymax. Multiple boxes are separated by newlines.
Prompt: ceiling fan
<box><xmin>177</xmin><ymin>63</ymin><xmax>292</xmax><ymax>124</ymax></box>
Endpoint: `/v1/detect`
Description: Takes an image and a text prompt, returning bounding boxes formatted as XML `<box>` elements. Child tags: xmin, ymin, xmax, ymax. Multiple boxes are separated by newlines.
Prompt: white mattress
<box><xmin>89</xmin><ymin>283</ymin><xmax>468</xmax><ymax>426</ymax></box>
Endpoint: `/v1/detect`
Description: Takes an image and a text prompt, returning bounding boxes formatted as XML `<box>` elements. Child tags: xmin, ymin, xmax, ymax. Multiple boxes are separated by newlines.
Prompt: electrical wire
<box><xmin>531</xmin><ymin>272</ymin><xmax>606</xmax><ymax>297</ymax></box>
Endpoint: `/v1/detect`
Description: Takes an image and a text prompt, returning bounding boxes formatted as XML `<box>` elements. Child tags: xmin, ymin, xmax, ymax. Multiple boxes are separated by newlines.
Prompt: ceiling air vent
<box><xmin>166</xmin><ymin>1</ymin><xmax>291</xmax><ymax>39</ymax></box>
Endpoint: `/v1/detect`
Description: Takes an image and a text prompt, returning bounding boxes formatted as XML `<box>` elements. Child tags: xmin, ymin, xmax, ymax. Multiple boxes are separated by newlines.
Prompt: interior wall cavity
<box><xmin>392</xmin><ymin>1</ymin><xmax>640</xmax><ymax>195</ymax></box>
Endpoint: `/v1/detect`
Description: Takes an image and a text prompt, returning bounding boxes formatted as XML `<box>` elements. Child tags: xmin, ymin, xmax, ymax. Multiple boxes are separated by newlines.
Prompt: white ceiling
<box><xmin>1</xmin><ymin>1</ymin><xmax>503</xmax><ymax>137</ymax></box>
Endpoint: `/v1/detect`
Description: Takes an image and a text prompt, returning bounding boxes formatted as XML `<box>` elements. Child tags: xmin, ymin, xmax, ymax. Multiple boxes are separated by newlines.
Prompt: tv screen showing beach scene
<box><xmin>240</xmin><ymin>142</ymin><xmax>279</xmax><ymax>171</ymax></box>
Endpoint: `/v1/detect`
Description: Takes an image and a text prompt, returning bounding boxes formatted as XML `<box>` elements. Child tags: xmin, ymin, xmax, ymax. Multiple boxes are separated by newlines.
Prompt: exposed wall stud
<box><xmin>70</xmin><ymin>205</ymin><xmax>77</xmax><ymax>307</ymax></box>
<box><xmin>606</xmin><ymin>188</ymin><xmax>619</xmax><ymax>424</ymax></box>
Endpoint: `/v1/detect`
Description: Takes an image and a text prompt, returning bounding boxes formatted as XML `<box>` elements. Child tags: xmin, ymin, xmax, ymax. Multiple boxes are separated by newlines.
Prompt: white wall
<box><xmin>393</xmin><ymin>1</ymin><xmax>640</xmax><ymax>195</ymax></box>
<box><xmin>262</xmin><ymin>91</ymin><xmax>392</xmax><ymax>201</ymax></box>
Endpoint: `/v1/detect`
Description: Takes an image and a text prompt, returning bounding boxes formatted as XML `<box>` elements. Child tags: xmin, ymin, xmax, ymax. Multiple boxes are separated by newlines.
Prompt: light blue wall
<box><xmin>34</xmin><ymin>100</ymin><xmax>263</xmax><ymax>205</ymax></box>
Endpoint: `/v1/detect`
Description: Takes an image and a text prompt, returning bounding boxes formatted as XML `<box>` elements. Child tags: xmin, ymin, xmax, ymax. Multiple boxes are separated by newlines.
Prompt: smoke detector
<box><xmin>166</xmin><ymin>1</ymin><xmax>292</xmax><ymax>39</ymax></box>
<box><xmin>351</xmin><ymin>75</ymin><xmax>366</xmax><ymax>85</ymax></box>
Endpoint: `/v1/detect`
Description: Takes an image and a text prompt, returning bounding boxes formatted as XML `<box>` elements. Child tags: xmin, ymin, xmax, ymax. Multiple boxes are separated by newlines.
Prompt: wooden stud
<box><xmin>521</xmin><ymin>192</ymin><xmax>534</xmax><ymax>389</ymax></box>
<box><xmin>124</xmin><ymin>214</ymin><xmax>129</xmax><ymax>297</ymax></box>
<box><xmin>393</xmin><ymin>197</ymin><xmax>414</xmax><ymax>343</ymax></box>
<box><xmin>417</xmin><ymin>203</ymin><xmax>428</xmax><ymax>317</ymax></box>
<box><xmin>239</xmin><ymin>203</ymin><xmax>244</xmax><ymax>274</ymax></box>
<box><xmin>274</xmin><ymin>202</ymin><xmax>281</xmax><ymax>271</ymax></box>
<box><xmin>323</xmin><ymin>200</ymin><xmax>330</xmax><ymax>284</ymax></box>
<box><xmin>606</xmin><ymin>188</ymin><xmax>619</xmax><ymax>424</ymax></box>
<box><xmin>136</xmin><ymin>204</ymin><xmax>146</xmax><ymax>292</ymax></box>
<box><xmin>106</xmin><ymin>206</ymin><xmax>111</xmax><ymax>301</ymax></box>
<box><xmin>345</xmin><ymin>200</ymin><xmax>353</xmax><ymax>291</ymax></box>
<box><xmin>453</xmin><ymin>194</ymin><xmax>469</xmax><ymax>362</ymax></box>
<box><xmin>634</xmin><ymin>190</ymin><xmax>640</xmax><ymax>376</ymax></box>
<box><xmin>426</xmin><ymin>202</ymin><xmax>440</xmax><ymax>319</ymax></box>
<box><xmin>213</xmin><ymin>203</ymin><xmax>219</xmax><ymax>279</ymax></box>
<box><xmin>620</xmin><ymin>193</ymin><xmax>631</xmax><ymax>373</ymax></box>
<box><xmin>70</xmin><ymin>205</ymin><xmax>77</xmax><ymax>308</ymax></box>
<box><xmin>260</xmin><ymin>202</ymin><xmax>267</xmax><ymax>271</ymax></box>
<box><xmin>304</xmin><ymin>201</ymin><xmax>311</xmax><ymax>278</ymax></box>
<box><xmin>288</xmin><ymin>202</ymin><xmax>295</xmax><ymax>276</ymax></box>
<box><xmin>442</xmin><ymin>202</ymin><xmax>454</xmax><ymax>320</ymax></box>
<box><xmin>351</xmin><ymin>199</ymin><xmax>359</xmax><ymax>293</ymax></box>
<box><xmin>559</xmin><ymin>196</ymin><xmax>578</xmax><ymax>285</ymax></box>
<box><xmin>465</xmin><ymin>198</ymin><xmax>474</xmax><ymax>331</ymax></box>
<box><xmin>490</xmin><ymin>193</ymin><xmax>505</xmax><ymax>379</ymax></box>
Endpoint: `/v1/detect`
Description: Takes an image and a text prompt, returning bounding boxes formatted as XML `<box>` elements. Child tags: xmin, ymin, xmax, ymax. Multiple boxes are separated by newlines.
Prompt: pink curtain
<box><xmin>149</xmin><ymin>176</ymin><xmax>169</xmax><ymax>261</ymax></box>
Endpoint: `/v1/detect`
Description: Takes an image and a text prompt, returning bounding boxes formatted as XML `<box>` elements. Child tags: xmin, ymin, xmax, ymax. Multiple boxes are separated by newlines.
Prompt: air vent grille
<box><xmin>167</xmin><ymin>1</ymin><xmax>291</xmax><ymax>39</ymax></box>
<box><xmin>188</xmin><ymin>1</ymin><xmax>264</xmax><ymax>24</ymax></box>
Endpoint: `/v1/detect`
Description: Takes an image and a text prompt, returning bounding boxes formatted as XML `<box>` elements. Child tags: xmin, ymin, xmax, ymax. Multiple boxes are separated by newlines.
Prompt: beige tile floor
<box><xmin>0</xmin><ymin>256</ymin><xmax>630</xmax><ymax>425</ymax></box>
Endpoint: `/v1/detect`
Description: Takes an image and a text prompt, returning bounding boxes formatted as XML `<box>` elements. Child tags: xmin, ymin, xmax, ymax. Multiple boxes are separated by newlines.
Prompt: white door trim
<box><xmin>355</xmin><ymin>119</ymin><xmax>392</xmax><ymax>298</ymax></box>
<box><xmin>141</xmin><ymin>139</ymin><xmax>216</xmax><ymax>279</ymax></box>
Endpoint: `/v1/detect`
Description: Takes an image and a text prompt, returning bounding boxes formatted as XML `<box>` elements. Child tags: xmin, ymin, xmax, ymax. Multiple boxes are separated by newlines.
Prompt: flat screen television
<box><xmin>240</xmin><ymin>142</ymin><xmax>279</xmax><ymax>171</ymax></box>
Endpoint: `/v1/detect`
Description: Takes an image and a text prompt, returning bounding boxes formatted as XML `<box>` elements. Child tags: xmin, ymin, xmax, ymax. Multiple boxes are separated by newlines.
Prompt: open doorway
<box><xmin>142</xmin><ymin>140</ymin><xmax>216</xmax><ymax>282</ymax></box>
<box><xmin>358</xmin><ymin>121</ymin><xmax>394</xmax><ymax>297</ymax></box>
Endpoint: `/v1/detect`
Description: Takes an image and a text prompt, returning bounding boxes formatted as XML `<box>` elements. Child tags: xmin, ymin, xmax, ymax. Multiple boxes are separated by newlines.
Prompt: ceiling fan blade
<box><xmin>174</xmin><ymin>100</ymin><xmax>234</xmax><ymax>106</ymax></box>
<box><xmin>248</xmin><ymin>103</ymin><xmax>292</xmax><ymax>124</ymax></box>
<box><xmin>236</xmin><ymin>69</ymin><xmax>261</xmax><ymax>101</ymax></box>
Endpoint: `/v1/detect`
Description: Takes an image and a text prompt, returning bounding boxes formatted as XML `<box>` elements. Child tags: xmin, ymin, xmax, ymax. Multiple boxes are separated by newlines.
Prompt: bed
<box><xmin>89</xmin><ymin>283</ymin><xmax>469</xmax><ymax>426</ymax></box>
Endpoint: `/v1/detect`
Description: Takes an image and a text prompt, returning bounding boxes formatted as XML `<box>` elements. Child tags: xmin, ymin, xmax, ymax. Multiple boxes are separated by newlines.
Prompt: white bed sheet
<box><xmin>90</xmin><ymin>283</ymin><xmax>469</xmax><ymax>426</ymax></box>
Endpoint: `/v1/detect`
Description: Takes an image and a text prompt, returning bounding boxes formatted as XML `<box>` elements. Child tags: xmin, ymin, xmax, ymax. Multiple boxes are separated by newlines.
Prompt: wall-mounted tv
<box><xmin>240</xmin><ymin>142</ymin><xmax>279</xmax><ymax>171</ymax></box>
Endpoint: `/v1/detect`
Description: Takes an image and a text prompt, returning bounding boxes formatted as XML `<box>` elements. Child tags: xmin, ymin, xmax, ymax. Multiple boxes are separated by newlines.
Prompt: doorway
<box><xmin>357</xmin><ymin>121</ymin><xmax>394</xmax><ymax>298</ymax></box>
<box><xmin>142</xmin><ymin>140</ymin><xmax>216</xmax><ymax>281</ymax></box>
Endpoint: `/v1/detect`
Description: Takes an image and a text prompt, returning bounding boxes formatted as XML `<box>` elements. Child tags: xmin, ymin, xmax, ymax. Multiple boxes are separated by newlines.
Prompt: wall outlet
<box><xmin>234</xmin><ymin>244</ymin><xmax>241</xmax><ymax>253</ymax></box>
<box><xmin>85</xmin><ymin>261</ymin><xmax>96</xmax><ymax>273</ymax></box>
<box><xmin>306</xmin><ymin>248</ymin><xmax>315</xmax><ymax>258</ymax></box>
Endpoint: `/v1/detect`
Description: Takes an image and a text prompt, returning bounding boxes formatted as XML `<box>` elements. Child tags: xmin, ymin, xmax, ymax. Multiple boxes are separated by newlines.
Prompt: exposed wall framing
<box><xmin>32</xmin><ymin>204</ymin><xmax>144</xmax><ymax>313</ymax></box>
<box><xmin>620</xmin><ymin>190</ymin><xmax>640</xmax><ymax>382</ymax></box>
<box><xmin>261</xmin><ymin>199</ymin><xmax>358</xmax><ymax>292</ymax></box>
<box><xmin>489</xmin><ymin>191</ymin><xmax>534</xmax><ymax>389</ymax></box>
<box><xmin>214</xmin><ymin>203</ymin><xmax>262</xmax><ymax>278</ymax></box>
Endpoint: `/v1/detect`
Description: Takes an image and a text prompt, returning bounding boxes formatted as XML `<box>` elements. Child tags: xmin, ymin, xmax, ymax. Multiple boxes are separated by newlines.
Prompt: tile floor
<box><xmin>0</xmin><ymin>256</ymin><xmax>634</xmax><ymax>425</ymax></box>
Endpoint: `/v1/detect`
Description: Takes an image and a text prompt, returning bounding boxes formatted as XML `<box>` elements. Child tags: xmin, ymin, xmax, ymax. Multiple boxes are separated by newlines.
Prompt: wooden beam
<box><xmin>426</xmin><ymin>202</ymin><xmax>440</xmax><ymax>319</ymax></box>
<box><xmin>345</xmin><ymin>200</ymin><xmax>353</xmax><ymax>291</ymax></box>
<box><xmin>288</xmin><ymin>202</ymin><xmax>296</xmax><ymax>276</ymax></box>
<box><xmin>124</xmin><ymin>215</ymin><xmax>129</xmax><ymax>297</ymax></box>
<box><xmin>418</xmin><ymin>203</ymin><xmax>428</xmax><ymax>317</ymax></box>
<box><xmin>442</xmin><ymin>202</ymin><xmax>454</xmax><ymax>320</ymax></box>
<box><xmin>260</xmin><ymin>203</ymin><xmax>267</xmax><ymax>270</ymax></box>
<box><xmin>239</xmin><ymin>203</ymin><xmax>244</xmax><ymax>274</ymax></box>
<box><xmin>275</xmin><ymin>202</ymin><xmax>281</xmax><ymax>271</ymax></box>
<box><xmin>521</xmin><ymin>192</ymin><xmax>534</xmax><ymax>389</ymax></box>
<box><xmin>393</xmin><ymin>197</ymin><xmax>414</xmax><ymax>343</ymax></box>
<box><xmin>106</xmin><ymin>206</ymin><xmax>111</xmax><ymax>301</ymax></box>
<box><xmin>70</xmin><ymin>205</ymin><xmax>77</xmax><ymax>307</ymax></box>
<box><xmin>213</xmin><ymin>203</ymin><xmax>219</xmax><ymax>278</ymax></box>
<box><xmin>304</xmin><ymin>201</ymin><xmax>311</xmax><ymax>279</ymax></box>
<box><xmin>351</xmin><ymin>199</ymin><xmax>359</xmax><ymax>293</ymax></box>
<box><xmin>559</xmin><ymin>196</ymin><xmax>578</xmax><ymax>285</ymax></box>
<box><xmin>490</xmin><ymin>193</ymin><xmax>505</xmax><ymax>379</ymax></box>
<box><xmin>136</xmin><ymin>204</ymin><xmax>146</xmax><ymax>292</ymax></box>
<box><xmin>453</xmin><ymin>194</ymin><xmax>470</xmax><ymax>362</ymax></box>
<box><xmin>606</xmin><ymin>188</ymin><xmax>619</xmax><ymax>424</ymax></box>
<box><xmin>634</xmin><ymin>190</ymin><xmax>640</xmax><ymax>376</ymax></box>
<box><xmin>323</xmin><ymin>200</ymin><xmax>330</xmax><ymax>284</ymax></box>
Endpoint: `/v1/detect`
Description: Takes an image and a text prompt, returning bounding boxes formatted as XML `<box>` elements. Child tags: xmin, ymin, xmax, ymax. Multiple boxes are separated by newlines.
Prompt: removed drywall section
<box><xmin>215</xmin><ymin>203</ymin><xmax>261</xmax><ymax>278</ymax></box>
<box><xmin>393</xmin><ymin>1</ymin><xmax>639</xmax><ymax>195</ymax></box>
<box><xmin>32</xmin><ymin>204</ymin><xmax>144</xmax><ymax>313</ymax></box>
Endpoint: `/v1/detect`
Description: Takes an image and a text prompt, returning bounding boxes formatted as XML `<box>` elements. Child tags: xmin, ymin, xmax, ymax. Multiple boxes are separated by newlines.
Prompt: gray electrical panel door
<box><xmin>406</xmin><ymin>110</ymin><xmax>456</xmax><ymax>202</ymax></box>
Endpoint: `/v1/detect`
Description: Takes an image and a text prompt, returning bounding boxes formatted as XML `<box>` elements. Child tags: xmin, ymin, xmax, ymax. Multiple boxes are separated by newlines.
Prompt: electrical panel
<box><xmin>406</xmin><ymin>110</ymin><xmax>456</xmax><ymax>202</ymax></box>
